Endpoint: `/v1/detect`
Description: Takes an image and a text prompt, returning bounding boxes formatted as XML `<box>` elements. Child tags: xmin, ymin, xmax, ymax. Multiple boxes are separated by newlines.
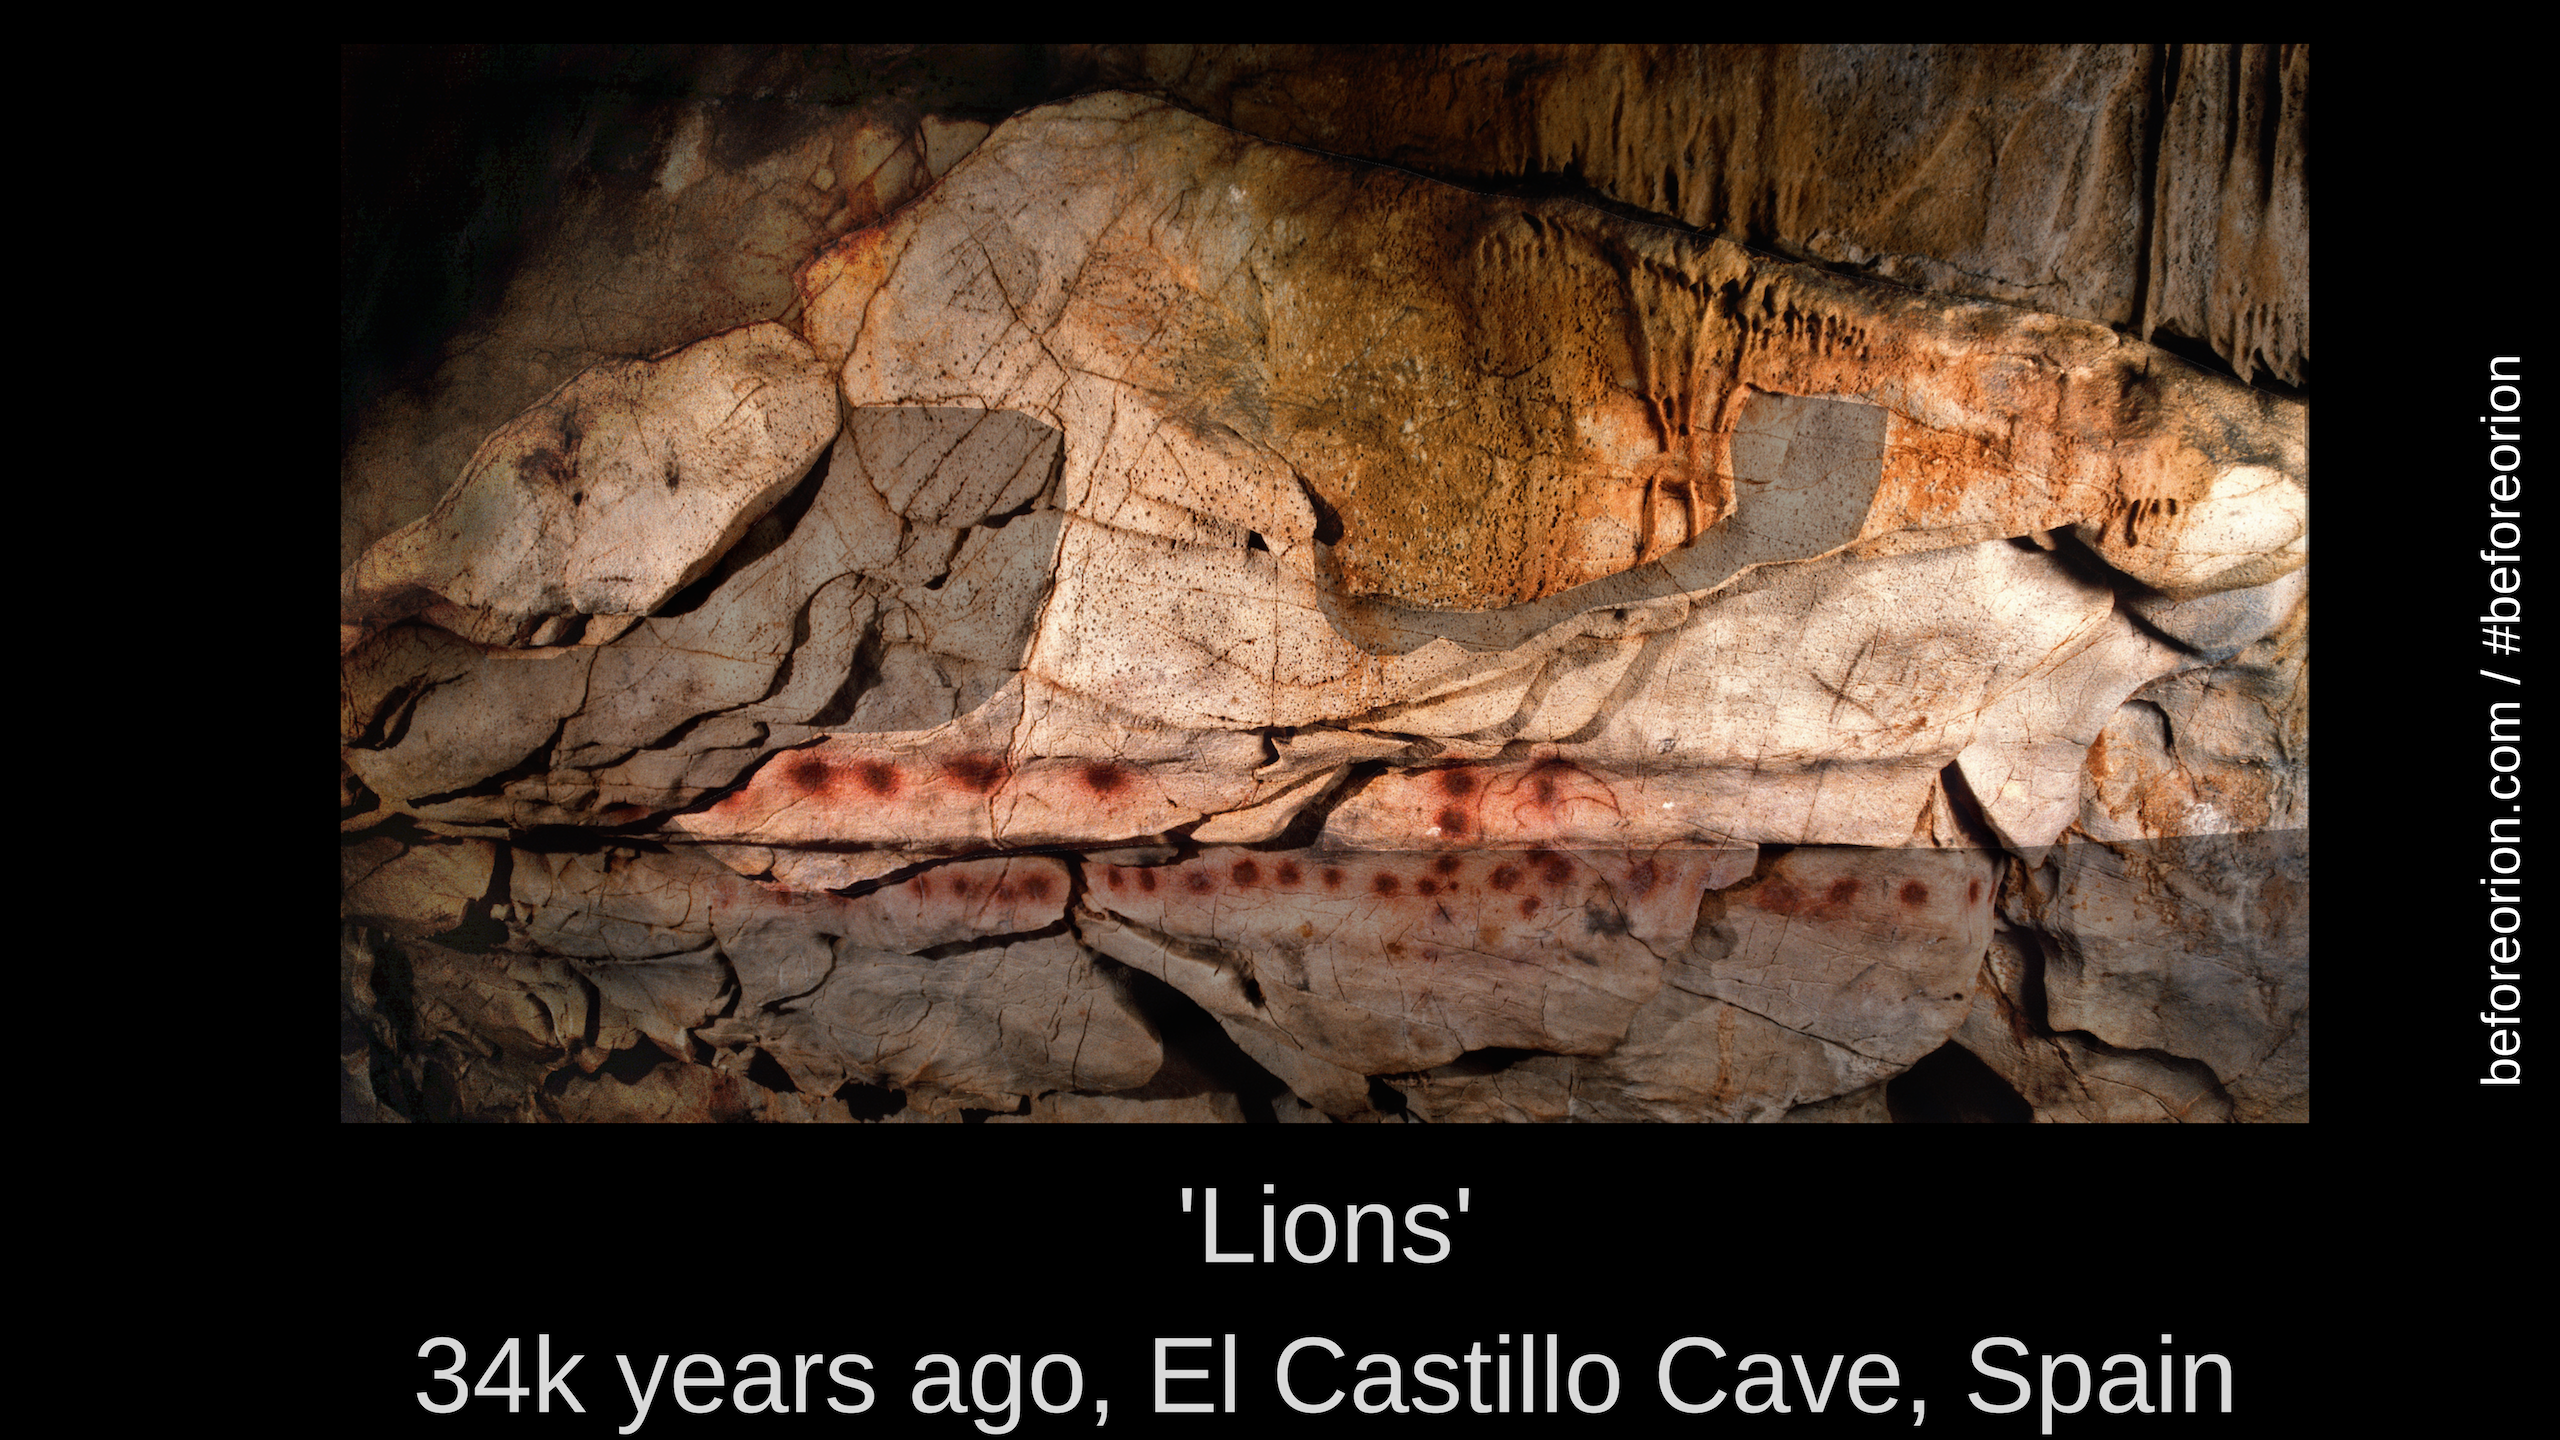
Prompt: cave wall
<box><xmin>341</xmin><ymin>45</ymin><xmax>2307</xmax><ymax>1122</ymax></box>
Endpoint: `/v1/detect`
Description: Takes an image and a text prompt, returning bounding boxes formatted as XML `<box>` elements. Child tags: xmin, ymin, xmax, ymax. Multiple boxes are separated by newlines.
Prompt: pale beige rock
<box><xmin>675</xmin><ymin>681</ymin><xmax>1270</xmax><ymax>852</ymax></box>
<box><xmin>2070</xmin><ymin>459</ymin><xmax>2306</xmax><ymax>600</ymax></box>
<box><xmin>341</xmin><ymin>628</ymin><xmax>595</xmax><ymax>822</ymax></box>
<box><xmin>568</xmin><ymin>946</ymin><xmax>733</xmax><ymax>1063</ymax></box>
<box><xmin>340</xmin><ymin>838</ymin><xmax>496</xmax><ymax>938</ymax></box>
<box><xmin>1382</xmin><ymin>850</ymin><xmax>1995</xmax><ymax>1122</ymax></box>
<box><xmin>511</xmin><ymin>849</ymin><xmax>724</xmax><ymax>959</ymax></box>
<box><xmin>343</xmin><ymin>323</ymin><xmax>839</xmax><ymax>649</ymax></box>
<box><xmin>1954</xmin><ymin>930</ymin><xmax>2233</xmax><ymax>1122</ymax></box>
<box><xmin>507</xmin><ymin>846</ymin><xmax>1077</xmax><ymax>962</ymax></box>
<box><xmin>703</xmin><ymin>933</ymin><xmax>1160</xmax><ymax>1112</ymax></box>
<box><xmin>1684</xmin><ymin>847</ymin><xmax>2000</xmax><ymax>1062</ymax></box>
<box><xmin>2127</xmin><ymin>565</ymin><xmax>2306</xmax><ymax>663</ymax></box>
<box><xmin>400</xmin><ymin>939</ymin><xmax>620</xmax><ymax>1109</ymax></box>
<box><xmin>759</xmin><ymin>849</ymin><xmax>922</xmax><ymax>892</ymax></box>
<box><xmin>2005</xmin><ymin>831</ymin><xmax>2306</xmax><ymax>1122</ymax></box>
<box><xmin>386</xmin><ymin>851</ymin><xmax>739</xmax><ymax>1073</ymax></box>
<box><xmin>1188</xmin><ymin>766</ymin><xmax>1356</xmax><ymax>843</ymax></box>
<box><xmin>1494</xmin><ymin>541</ymin><xmax>2179</xmax><ymax>848</ymax></box>
<box><xmin>1951</xmin><ymin>604</ymin><xmax>2193</xmax><ymax>849</ymax></box>
<box><xmin>1388</xmin><ymin>998</ymin><xmax>1898</xmax><ymax>1124</ymax></box>
<box><xmin>1779</xmin><ymin>1084</ymin><xmax>1895</xmax><ymax>1123</ymax></box>
<box><xmin>1082</xmin><ymin>846</ymin><xmax>1697</xmax><ymax>1082</ymax></box>
<box><xmin>497</xmin><ymin>842</ymin><xmax>1157</xmax><ymax>1112</ymax></box>
<box><xmin>1980</xmin><ymin>591</ymin><xmax>2307</xmax><ymax>1121</ymax></box>
<box><xmin>341</xmin><ymin>407</ymin><xmax>1070</xmax><ymax>829</ymax></box>
<box><xmin>342</xmin><ymin>68</ymin><xmax>958</xmax><ymax>575</ymax></box>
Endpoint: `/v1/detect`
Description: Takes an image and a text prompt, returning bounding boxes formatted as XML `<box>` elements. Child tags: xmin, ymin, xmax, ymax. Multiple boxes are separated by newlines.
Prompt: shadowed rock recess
<box><xmin>342</xmin><ymin>49</ymin><xmax>2306</xmax><ymax>1122</ymax></box>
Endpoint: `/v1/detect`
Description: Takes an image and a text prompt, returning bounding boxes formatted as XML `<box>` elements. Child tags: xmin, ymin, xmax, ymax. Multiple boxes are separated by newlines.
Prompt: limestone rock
<box><xmin>342</xmin><ymin>61</ymin><xmax>2309</xmax><ymax>1123</ymax></box>
<box><xmin>341</xmin><ymin>49</ymin><xmax>983</xmax><ymax>575</ymax></box>
<box><xmin>804</xmin><ymin>96</ymin><xmax>2299</xmax><ymax>638</ymax></box>
<box><xmin>345</xmin><ymin>47</ymin><xmax>2307</xmax><ymax>583</ymax></box>
<box><xmin>1954</xmin><ymin>930</ymin><xmax>2233</xmax><ymax>1123</ymax></box>
<box><xmin>343</xmin><ymin>323</ymin><xmax>838</xmax><ymax>649</ymax></box>
<box><xmin>1085</xmin><ymin>44</ymin><xmax>2307</xmax><ymax>388</ymax></box>
<box><xmin>340</xmin><ymin>838</ymin><xmax>497</xmax><ymax>939</ymax></box>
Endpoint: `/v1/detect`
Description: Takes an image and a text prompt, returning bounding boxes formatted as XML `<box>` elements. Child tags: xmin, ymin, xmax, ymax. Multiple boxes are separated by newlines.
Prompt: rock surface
<box><xmin>342</xmin><ymin>323</ymin><xmax>838</xmax><ymax>650</ymax></box>
<box><xmin>1085</xmin><ymin>45</ymin><xmax>2309</xmax><ymax>390</ymax></box>
<box><xmin>343</xmin><ymin>52</ymin><xmax>2307</xmax><ymax>1122</ymax></box>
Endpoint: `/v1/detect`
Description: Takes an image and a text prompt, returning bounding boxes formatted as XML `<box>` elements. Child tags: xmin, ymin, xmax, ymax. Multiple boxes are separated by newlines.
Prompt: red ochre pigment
<box><xmin>941</xmin><ymin>753</ymin><xmax>1009</xmax><ymax>794</ymax></box>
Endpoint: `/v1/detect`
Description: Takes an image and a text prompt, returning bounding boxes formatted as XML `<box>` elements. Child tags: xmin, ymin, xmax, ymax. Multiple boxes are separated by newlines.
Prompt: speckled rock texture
<box><xmin>342</xmin><ymin>47</ymin><xmax>2306</xmax><ymax>1122</ymax></box>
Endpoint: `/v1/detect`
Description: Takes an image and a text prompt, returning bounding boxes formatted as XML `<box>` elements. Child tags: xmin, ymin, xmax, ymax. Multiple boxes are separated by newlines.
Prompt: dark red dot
<box><xmin>1827</xmin><ymin>877</ymin><xmax>1860</xmax><ymax>904</ymax></box>
<box><xmin>1082</xmin><ymin>761</ymin><xmax>1130</xmax><ymax>796</ymax></box>
<box><xmin>992</xmin><ymin>882</ymin><xmax>1014</xmax><ymax>901</ymax></box>
<box><xmin>909</xmin><ymin>876</ymin><xmax>930</xmax><ymax>896</ymax></box>
<box><xmin>1519</xmin><ymin>895</ymin><xmax>1542</xmax><ymax>918</ymax></box>
<box><xmin>1626</xmin><ymin>860</ymin><xmax>1659</xmax><ymax>894</ymax></box>
<box><xmin>1022</xmin><ymin>875</ymin><xmax>1054</xmax><ymax>900</ymax></box>
<box><xmin>1536</xmin><ymin>853</ymin><xmax>1573</xmax><ymax>885</ymax></box>
<box><xmin>1968</xmin><ymin>879</ymin><xmax>1983</xmax><ymax>904</ymax></box>
<box><xmin>1276</xmin><ymin>861</ymin><xmax>1303</xmax><ymax>885</ymax></box>
<box><xmin>1416</xmin><ymin>878</ymin><xmax>1440</xmax><ymax>897</ymax></box>
<box><xmin>1488</xmin><ymin>864</ymin><xmax>1521</xmax><ymax>891</ymax></box>
<box><xmin>1372</xmin><ymin>872</ymin><xmax>1401</xmax><ymax>897</ymax></box>
<box><xmin>1526</xmin><ymin>758</ymin><xmax>1579</xmax><ymax>805</ymax></box>
<box><xmin>1321</xmin><ymin>867</ymin><xmax>1344</xmax><ymax>889</ymax></box>
<box><xmin>1900</xmin><ymin>880</ymin><xmax>1930</xmax><ymax>906</ymax></box>
<box><xmin>1137</xmin><ymin>869</ymin><xmax>1158</xmax><ymax>893</ymax></box>
<box><xmin>1184</xmin><ymin>871</ymin><xmax>1216</xmax><ymax>895</ymax></box>
<box><xmin>1432</xmin><ymin>854</ymin><xmax>1463</xmax><ymax>876</ymax></box>
<box><xmin>943</xmin><ymin>753</ymin><xmax>1008</xmax><ymax>793</ymax></box>
<box><xmin>854</xmin><ymin>760</ymin><xmax>900</xmax><ymax>796</ymax></box>
<box><xmin>1437</xmin><ymin>769</ymin><xmax>1477</xmax><ymax>797</ymax></box>
<box><xmin>1758</xmin><ymin>879</ymin><xmax>1804</xmax><ymax>916</ymax></box>
<box><xmin>1436</xmin><ymin>806</ymin><xmax>1469</xmax><ymax>835</ymax></box>
<box><xmin>1231</xmin><ymin>859</ymin><xmax>1262</xmax><ymax>885</ymax></box>
<box><xmin>1105</xmin><ymin>869</ymin><xmax>1125</xmax><ymax>889</ymax></box>
<box><xmin>786</xmin><ymin>755</ymin><xmax>833</xmax><ymax>792</ymax></box>
<box><xmin>949</xmin><ymin>877</ymin><xmax>972</xmax><ymax>897</ymax></box>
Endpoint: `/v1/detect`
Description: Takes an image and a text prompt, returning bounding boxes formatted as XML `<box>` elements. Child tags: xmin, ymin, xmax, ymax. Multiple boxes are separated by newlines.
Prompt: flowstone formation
<box><xmin>342</xmin><ymin>56</ymin><xmax>2307</xmax><ymax>1122</ymax></box>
